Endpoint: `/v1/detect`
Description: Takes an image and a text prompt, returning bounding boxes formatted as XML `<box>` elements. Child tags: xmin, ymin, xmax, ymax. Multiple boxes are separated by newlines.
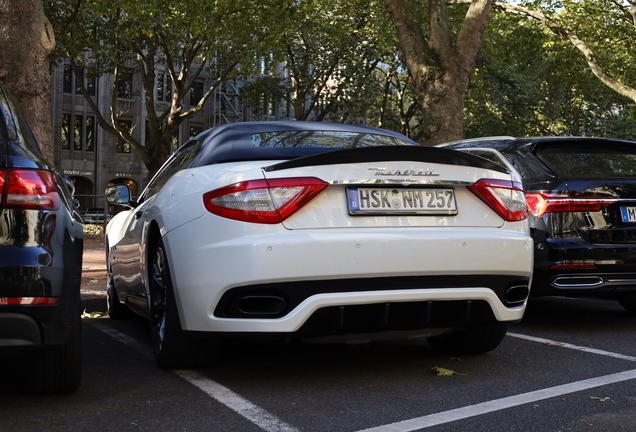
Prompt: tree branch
<box><xmin>428</xmin><ymin>0</ymin><xmax>452</xmax><ymax>66</ymax></box>
<box><xmin>455</xmin><ymin>0</ymin><xmax>493</xmax><ymax>74</ymax></box>
<box><xmin>180</xmin><ymin>60</ymin><xmax>239</xmax><ymax>118</ymax></box>
<box><xmin>493</xmin><ymin>1</ymin><xmax>636</xmax><ymax>103</ymax></box>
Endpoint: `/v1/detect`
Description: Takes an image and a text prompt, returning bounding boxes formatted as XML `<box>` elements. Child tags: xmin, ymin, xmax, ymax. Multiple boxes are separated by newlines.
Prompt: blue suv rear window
<box><xmin>536</xmin><ymin>144</ymin><xmax>636</xmax><ymax>179</ymax></box>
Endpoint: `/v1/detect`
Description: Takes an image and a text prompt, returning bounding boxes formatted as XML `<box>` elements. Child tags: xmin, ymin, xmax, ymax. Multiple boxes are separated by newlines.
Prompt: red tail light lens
<box><xmin>0</xmin><ymin>297</ymin><xmax>58</xmax><ymax>305</ymax></box>
<box><xmin>203</xmin><ymin>177</ymin><xmax>328</xmax><ymax>224</ymax></box>
<box><xmin>549</xmin><ymin>263</ymin><xmax>597</xmax><ymax>270</ymax></box>
<box><xmin>468</xmin><ymin>179</ymin><xmax>528</xmax><ymax>222</ymax></box>
<box><xmin>1</xmin><ymin>169</ymin><xmax>60</xmax><ymax>210</ymax></box>
<box><xmin>526</xmin><ymin>192</ymin><xmax>616</xmax><ymax>217</ymax></box>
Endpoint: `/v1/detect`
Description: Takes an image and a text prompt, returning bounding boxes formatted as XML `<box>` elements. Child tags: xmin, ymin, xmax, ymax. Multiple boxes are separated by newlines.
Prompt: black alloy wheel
<box><xmin>106</xmin><ymin>243</ymin><xmax>131</xmax><ymax>319</ymax></box>
<box><xmin>149</xmin><ymin>237</ymin><xmax>219</xmax><ymax>369</ymax></box>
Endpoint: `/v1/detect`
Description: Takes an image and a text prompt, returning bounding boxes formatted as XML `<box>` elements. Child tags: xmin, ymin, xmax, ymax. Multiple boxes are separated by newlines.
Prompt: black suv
<box><xmin>441</xmin><ymin>136</ymin><xmax>636</xmax><ymax>312</ymax></box>
<box><xmin>0</xmin><ymin>82</ymin><xmax>83</xmax><ymax>393</ymax></box>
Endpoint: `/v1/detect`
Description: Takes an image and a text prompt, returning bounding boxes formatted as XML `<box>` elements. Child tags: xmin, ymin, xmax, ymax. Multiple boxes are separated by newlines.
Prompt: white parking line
<box><xmin>90</xmin><ymin>320</ymin><xmax>636</xmax><ymax>432</ymax></box>
<box><xmin>177</xmin><ymin>370</ymin><xmax>299</xmax><ymax>432</ymax></box>
<box><xmin>88</xmin><ymin>321</ymin><xmax>299</xmax><ymax>432</ymax></box>
<box><xmin>356</xmin><ymin>368</ymin><xmax>636</xmax><ymax>432</ymax></box>
<box><xmin>90</xmin><ymin>321</ymin><xmax>154</xmax><ymax>360</ymax></box>
<box><xmin>508</xmin><ymin>332</ymin><xmax>636</xmax><ymax>362</ymax></box>
<box><xmin>357</xmin><ymin>333</ymin><xmax>636</xmax><ymax>432</ymax></box>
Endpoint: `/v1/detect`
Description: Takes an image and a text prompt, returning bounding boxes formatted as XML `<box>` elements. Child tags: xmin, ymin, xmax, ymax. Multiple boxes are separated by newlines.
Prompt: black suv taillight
<box><xmin>0</xmin><ymin>169</ymin><xmax>60</xmax><ymax>210</ymax></box>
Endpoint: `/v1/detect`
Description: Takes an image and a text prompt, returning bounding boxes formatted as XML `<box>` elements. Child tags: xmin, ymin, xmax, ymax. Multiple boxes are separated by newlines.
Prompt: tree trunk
<box><xmin>384</xmin><ymin>0</ymin><xmax>492</xmax><ymax>146</ymax></box>
<box><xmin>0</xmin><ymin>0</ymin><xmax>55</xmax><ymax>163</ymax></box>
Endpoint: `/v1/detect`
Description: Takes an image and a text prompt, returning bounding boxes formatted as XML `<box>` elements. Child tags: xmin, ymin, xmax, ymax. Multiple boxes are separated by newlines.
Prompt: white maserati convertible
<box><xmin>105</xmin><ymin>121</ymin><xmax>533</xmax><ymax>369</ymax></box>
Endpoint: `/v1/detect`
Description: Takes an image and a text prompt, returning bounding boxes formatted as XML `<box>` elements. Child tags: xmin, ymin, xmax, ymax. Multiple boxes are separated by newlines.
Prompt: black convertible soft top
<box><xmin>188</xmin><ymin>121</ymin><xmax>508</xmax><ymax>173</ymax></box>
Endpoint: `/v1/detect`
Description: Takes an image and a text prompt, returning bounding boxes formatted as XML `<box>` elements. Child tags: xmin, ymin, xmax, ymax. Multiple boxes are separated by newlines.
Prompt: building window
<box><xmin>61</xmin><ymin>113</ymin><xmax>96</xmax><ymax>152</ymax></box>
<box><xmin>63</xmin><ymin>65</ymin><xmax>72</xmax><ymax>93</ymax></box>
<box><xmin>116</xmin><ymin>119</ymin><xmax>132</xmax><ymax>153</ymax></box>
<box><xmin>65</xmin><ymin>67</ymin><xmax>97</xmax><ymax>96</ymax></box>
<box><xmin>189</xmin><ymin>125</ymin><xmax>202</xmax><ymax>139</ymax></box>
<box><xmin>156</xmin><ymin>74</ymin><xmax>164</xmax><ymax>101</ymax></box>
<box><xmin>156</xmin><ymin>73</ymin><xmax>172</xmax><ymax>102</ymax></box>
<box><xmin>117</xmin><ymin>72</ymin><xmax>133</xmax><ymax>99</ymax></box>
<box><xmin>73</xmin><ymin>115</ymin><xmax>83</xmax><ymax>150</ymax></box>
<box><xmin>74</xmin><ymin>69</ymin><xmax>84</xmax><ymax>94</ymax></box>
<box><xmin>85</xmin><ymin>116</ymin><xmax>95</xmax><ymax>151</ymax></box>
<box><xmin>86</xmin><ymin>76</ymin><xmax>96</xmax><ymax>96</ymax></box>
<box><xmin>190</xmin><ymin>81</ymin><xmax>203</xmax><ymax>106</ymax></box>
<box><xmin>61</xmin><ymin>114</ymin><xmax>71</xmax><ymax>149</ymax></box>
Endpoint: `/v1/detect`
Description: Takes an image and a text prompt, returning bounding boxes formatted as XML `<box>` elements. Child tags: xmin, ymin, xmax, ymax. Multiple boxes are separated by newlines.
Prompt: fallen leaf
<box><xmin>545</xmin><ymin>342</ymin><xmax>564</xmax><ymax>347</ymax></box>
<box><xmin>590</xmin><ymin>396</ymin><xmax>612</xmax><ymax>403</ymax></box>
<box><xmin>432</xmin><ymin>366</ymin><xmax>467</xmax><ymax>376</ymax></box>
<box><xmin>81</xmin><ymin>309</ymin><xmax>107</xmax><ymax>319</ymax></box>
<box><xmin>89</xmin><ymin>278</ymin><xmax>101</xmax><ymax>284</ymax></box>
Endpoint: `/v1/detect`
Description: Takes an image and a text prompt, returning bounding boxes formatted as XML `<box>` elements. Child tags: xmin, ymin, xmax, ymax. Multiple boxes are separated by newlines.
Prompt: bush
<box><xmin>83</xmin><ymin>224</ymin><xmax>104</xmax><ymax>236</ymax></box>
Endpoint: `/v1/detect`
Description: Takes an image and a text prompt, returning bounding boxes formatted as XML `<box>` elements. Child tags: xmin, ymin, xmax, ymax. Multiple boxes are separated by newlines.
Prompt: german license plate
<box><xmin>621</xmin><ymin>206</ymin><xmax>636</xmax><ymax>223</ymax></box>
<box><xmin>346</xmin><ymin>187</ymin><xmax>457</xmax><ymax>215</ymax></box>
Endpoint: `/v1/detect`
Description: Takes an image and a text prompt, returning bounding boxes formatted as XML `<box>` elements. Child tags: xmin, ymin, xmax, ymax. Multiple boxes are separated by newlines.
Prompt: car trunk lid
<box><xmin>261</xmin><ymin>146</ymin><xmax>520</xmax><ymax>230</ymax></box>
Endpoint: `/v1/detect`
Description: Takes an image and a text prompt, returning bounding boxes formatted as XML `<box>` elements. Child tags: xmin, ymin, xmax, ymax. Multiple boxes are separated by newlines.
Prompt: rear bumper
<box><xmin>532</xmin><ymin>237</ymin><xmax>636</xmax><ymax>296</ymax></box>
<box><xmin>0</xmin><ymin>296</ymin><xmax>79</xmax><ymax>348</ymax></box>
<box><xmin>163</xmin><ymin>221</ymin><xmax>533</xmax><ymax>334</ymax></box>
<box><xmin>531</xmin><ymin>271</ymin><xmax>636</xmax><ymax>297</ymax></box>
<box><xmin>0</xmin><ymin>248</ymin><xmax>82</xmax><ymax>348</ymax></box>
<box><xmin>200</xmin><ymin>288</ymin><xmax>527</xmax><ymax>335</ymax></box>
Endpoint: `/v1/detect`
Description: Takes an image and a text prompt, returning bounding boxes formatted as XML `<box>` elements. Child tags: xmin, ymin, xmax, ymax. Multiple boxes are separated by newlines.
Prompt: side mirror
<box><xmin>105</xmin><ymin>184</ymin><xmax>132</xmax><ymax>206</ymax></box>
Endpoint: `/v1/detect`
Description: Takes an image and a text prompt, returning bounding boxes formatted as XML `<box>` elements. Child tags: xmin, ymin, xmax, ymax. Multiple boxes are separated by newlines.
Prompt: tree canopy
<box><xmin>46</xmin><ymin>0</ymin><xmax>278</xmax><ymax>177</ymax></box>
<box><xmin>466</xmin><ymin>5</ymin><xmax>636</xmax><ymax>139</ymax></box>
<box><xmin>240</xmin><ymin>0</ymin><xmax>393</xmax><ymax>124</ymax></box>
<box><xmin>42</xmin><ymin>0</ymin><xmax>636</xmax><ymax>172</ymax></box>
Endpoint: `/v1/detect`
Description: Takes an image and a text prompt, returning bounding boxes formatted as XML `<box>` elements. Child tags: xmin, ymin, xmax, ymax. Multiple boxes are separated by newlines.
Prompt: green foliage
<box><xmin>45</xmin><ymin>0</ymin><xmax>279</xmax><ymax>176</ymax></box>
<box><xmin>466</xmin><ymin>8</ymin><xmax>636</xmax><ymax>140</ymax></box>
<box><xmin>44</xmin><ymin>0</ymin><xmax>636</xmax><ymax>152</ymax></box>
<box><xmin>83</xmin><ymin>224</ymin><xmax>104</xmax><ymax>236</ymax></box>
<box><xmin>365</xmin><ymin>61</ymin><xmax>423</xmax><ymax>141</ymax></box>
<box><xmin>243</xmin><ymin>0</ymin><xmax>394</xmax><ymax>122</ymax></box>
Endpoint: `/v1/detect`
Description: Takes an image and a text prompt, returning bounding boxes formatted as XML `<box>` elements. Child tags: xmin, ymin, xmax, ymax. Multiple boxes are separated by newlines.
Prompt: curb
<box><xmin>83</xmin><ymin>266</ymin><xmax>107</xmax><ymax>272</ymax></box>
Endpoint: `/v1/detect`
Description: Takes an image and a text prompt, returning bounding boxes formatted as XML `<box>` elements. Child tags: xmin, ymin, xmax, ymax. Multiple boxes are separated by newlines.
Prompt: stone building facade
<box><xmin>50</xmin><ymin>63</ymin><xmax>293</xmax><ymax>213</ymax></box>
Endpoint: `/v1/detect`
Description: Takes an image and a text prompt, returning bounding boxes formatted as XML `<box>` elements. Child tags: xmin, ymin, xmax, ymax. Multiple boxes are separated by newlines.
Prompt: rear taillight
<box><xmin>468</xmin><ymin>179</ymin><xmax>528</xmax><ymax>222</ymax></box>
<box><xmin>0</xmin><ymin>169</ymin><xmax>60</xmax><ymax>210</ymax></box>
<box><xmin>0</xmin><ymin>297</ymin><xmax>58</xmax><ymax>305</ymax></box>
<box><xmin>525</xmin><ymin>192</ymin><xmax>616</xmax><ymax>218</ymax></box>
<box><xmin>203</xmin><ymin>177</ymin><xmax>328</xmax><ymax>224</ymax></box>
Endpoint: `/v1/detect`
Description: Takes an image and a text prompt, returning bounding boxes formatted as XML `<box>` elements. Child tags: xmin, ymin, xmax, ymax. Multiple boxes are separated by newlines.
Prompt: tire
<box><xmin>618</xmin><ymin>294</ymin><xmax>636</xmax><ymax>314</ymax></box>
<box><xmin>149</xmin><ymin>237</ymin><xmax>219</xmax><ymax>369</ymax></box>
<box><xmin>427</xmin><ymin>324</ymin><xmax>508</xmax><ymax>355</ymax></box>
<box><xmin>106</xmin><ymin>243</ymin><xmax>132</xmax><ymax>319</ymax></box>
<box><xmin>30</xmin><ymin>307</ymin><xmax>82</xmax><ymax>394</ymax></box>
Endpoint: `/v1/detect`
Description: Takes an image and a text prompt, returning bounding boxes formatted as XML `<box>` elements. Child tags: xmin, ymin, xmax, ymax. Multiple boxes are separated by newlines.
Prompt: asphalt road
<box><xmin>1</xmin><ymin>295</ymin><xmax>636</xmax><ymax>432</ymax></box>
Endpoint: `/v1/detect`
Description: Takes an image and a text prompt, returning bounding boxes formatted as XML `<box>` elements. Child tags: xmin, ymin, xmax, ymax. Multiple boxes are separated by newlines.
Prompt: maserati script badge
<box><xmin>368</xmin><ymin>167</ymin><xmax>439</xmax><ymax>177</ymax></box>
